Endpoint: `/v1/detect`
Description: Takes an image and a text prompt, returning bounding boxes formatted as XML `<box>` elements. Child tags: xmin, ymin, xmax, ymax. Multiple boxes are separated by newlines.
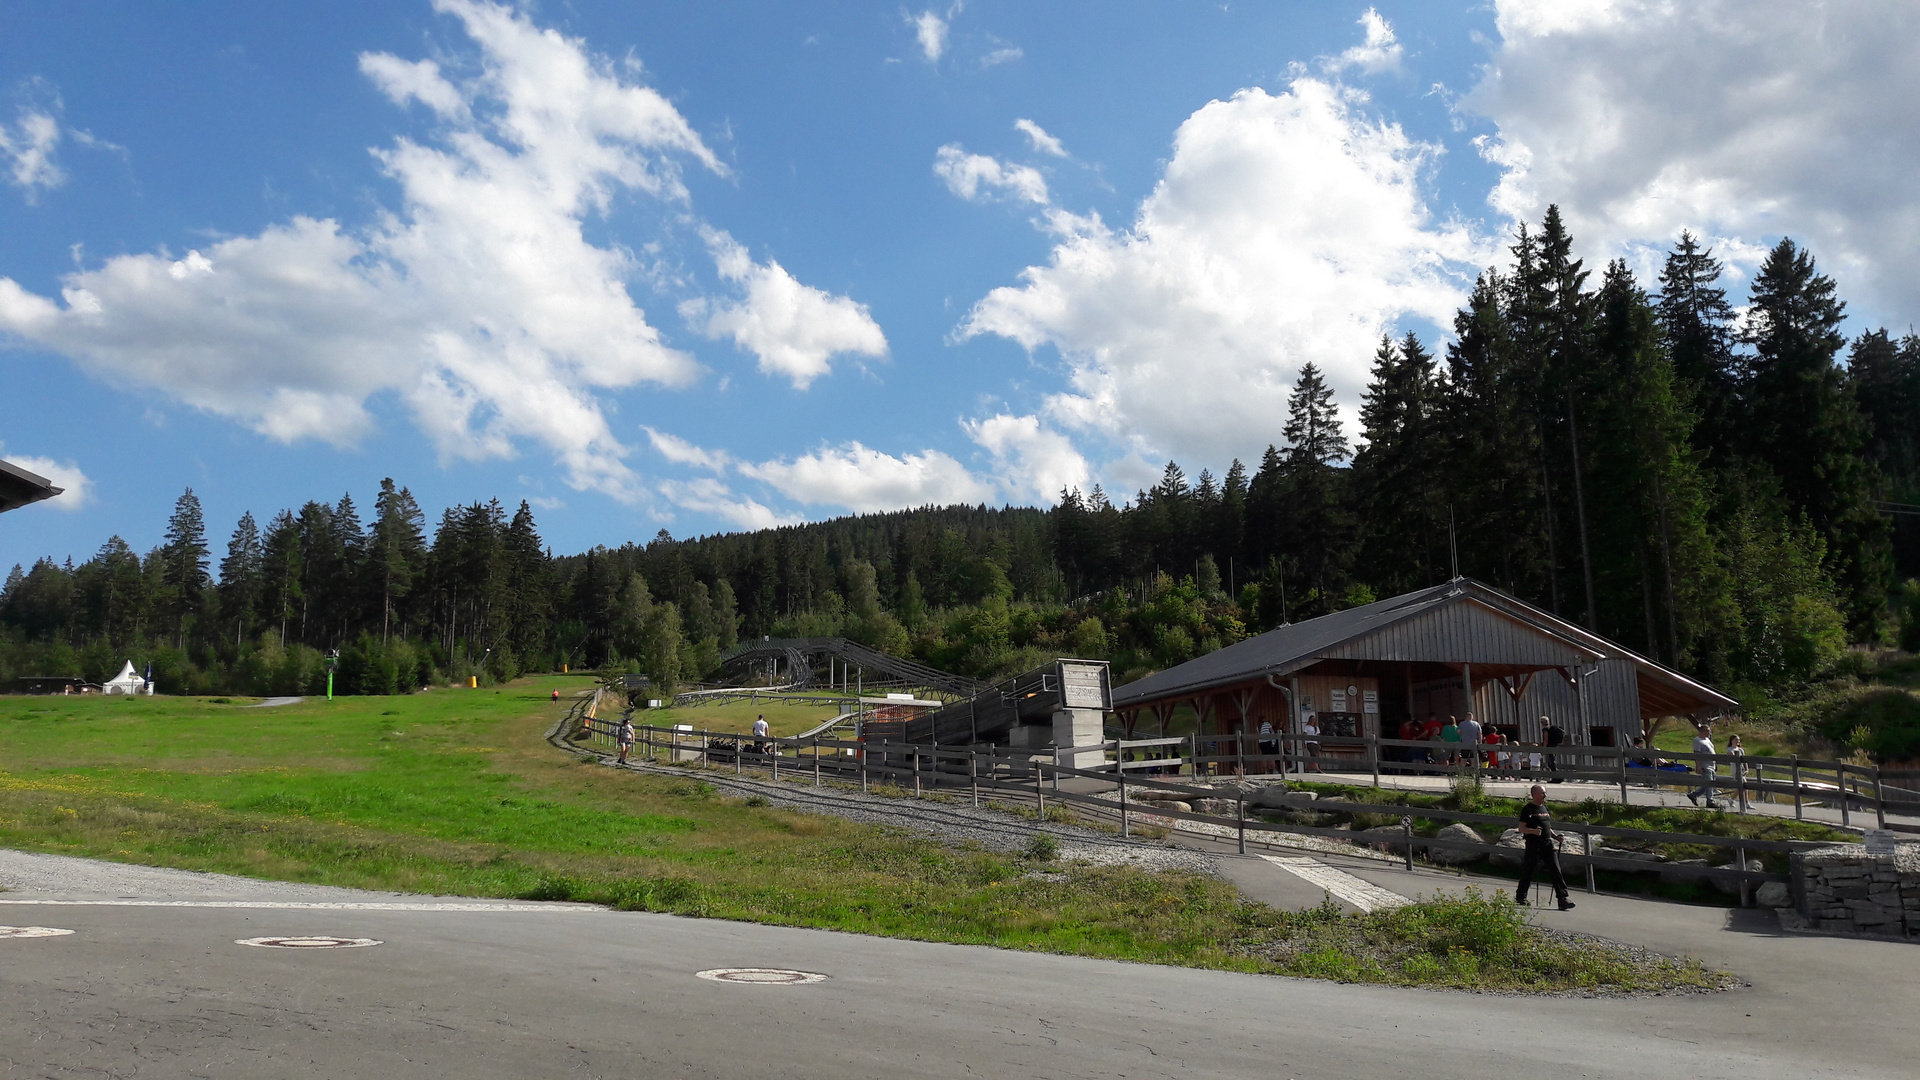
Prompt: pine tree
<box><xmin>260</xmin><ymin>510</ymin><xmax>303</xmax><ymax>647</ymax></box>
<box><xmin>1281</xmin><ymin>363</ymin><xmax>1353</xmax><ymax>614</ymax></box>
<box><xmin>1657</xmin><ymin>231</ymin><xmax>1741</xmax><ymax>463</ymax></box>
<box><xmin>1354</xmin><ymin>332</ymin><xmax>1448</xmax><ymax>593</ymax></box>
<box><xmin>1741</xmin><ymin>238</ymin><xmax>1891</xmax><ymax>632</ymax></box>
<box><xmin>160</xmin><ymin>488</ymin><xmax>210</xmax><ymax>646</ymax></box>
<box><xmin>369</xmin><ymin>479</ymin><xmax>427</xmax><ymax>643</ymax></box>
<box><xmin>218</xmin><ymin>512</ymin><xmax>263</xmax><ymax>650</ymax></box>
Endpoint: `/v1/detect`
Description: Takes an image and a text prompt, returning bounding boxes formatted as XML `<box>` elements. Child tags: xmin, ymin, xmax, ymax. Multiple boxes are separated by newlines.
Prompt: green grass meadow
<box><xmin>0</xmin><ymin>679</ymin><xmax>1722</xmax><ymax>992</ymax></box>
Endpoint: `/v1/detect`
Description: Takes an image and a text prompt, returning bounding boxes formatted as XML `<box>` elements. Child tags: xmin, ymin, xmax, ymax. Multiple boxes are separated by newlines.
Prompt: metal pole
<box><xmin>1839</xmin><ymin>762</ymin><xmax>1851</xmax><ymax>828</ymax></box>
<box><xmin>1875</xmin><ymin>766</ymin><xmax>1887</xmax><ymax>830</ymax></box>
<box><xmin>1791</xmin><ymin>756</ymin><xmax>1803</xmax><ymax>820</ymax></box>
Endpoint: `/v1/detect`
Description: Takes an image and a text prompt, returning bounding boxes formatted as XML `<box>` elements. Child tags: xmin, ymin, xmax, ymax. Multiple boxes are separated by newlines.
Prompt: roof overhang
<box><xmin>0</xmin><ymin>459</ymin><xmax>63</xmax><ymax>514</ymax></box>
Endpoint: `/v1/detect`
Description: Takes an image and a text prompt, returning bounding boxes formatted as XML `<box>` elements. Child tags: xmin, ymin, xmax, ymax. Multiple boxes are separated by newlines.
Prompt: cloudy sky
<box><xmin>4</xmin><ymin>1</ymin><xmax>1917</xmax><ymax>569</ymax></box>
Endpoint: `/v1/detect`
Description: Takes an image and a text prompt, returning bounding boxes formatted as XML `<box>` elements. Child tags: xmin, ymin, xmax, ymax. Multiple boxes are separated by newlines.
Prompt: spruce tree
<box><xmin>160</xmin><ymin>488</ymin><xmax>210</xmax><ymax>646</ymax></box>
<box><xmin>218</xmin><ymin>511</ymin><xmax>263</xmax><ymax>650</ymax></box>
<box><xmin>1281</xmin><ymin>363</ymin><xmax>1353</xmax><ymax>614</ymax></box>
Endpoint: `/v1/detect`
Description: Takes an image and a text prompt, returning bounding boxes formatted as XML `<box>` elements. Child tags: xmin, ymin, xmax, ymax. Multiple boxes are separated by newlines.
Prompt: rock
<box><xmin>1428</xmin><ymin>823</ymin><xmax>1486</xmax><ymax>866</ymax></box>
<box><xmin>1355</xmin><ymin>824</ymin><xmax>1407</xmax><ymax>853</ymax></box>
<box><xmin>1490</xmin><ymin>828</ymin><xmax>1527</xmax><ymax>867</ymax></box>
<box><xmin>1193</xmin><ymin>798</ymin><xmax>1239</xmax><ymax>816</ymax></box>
<box><xmin>1711</xmin><ymin>857</ymin><xmax>1763</xmax><ymax>896</ymax></box>
<box><xmin>1248</xmin><ymin>786</ymin><xmax>1307</xmax><ymax>810</ymax></box>
<box><xmin>1660</xmin><ymin>858</ymin><xmax>1713</xmax><ymax>885</ymax></box>
<box><xmin>1755</xmin><ymin>880</ymin><xmax>1790</xmax><ymax>908</ymax></box>
<box><xmin>1137</xmin><ymin>800</ymin><xmax>1192</xmax><ymax>815</ymax></box>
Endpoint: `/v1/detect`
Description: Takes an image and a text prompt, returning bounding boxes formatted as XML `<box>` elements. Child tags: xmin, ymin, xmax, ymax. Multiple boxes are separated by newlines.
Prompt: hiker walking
<box><xmin>1516</xmin><ymin>784</ymin><xmax>1575</xmax><ymax>911</ymax></box>
<box><xmin>616</xmin><ymin>715</ymin><xmax>636</xmax><ymax>765</ymax></box>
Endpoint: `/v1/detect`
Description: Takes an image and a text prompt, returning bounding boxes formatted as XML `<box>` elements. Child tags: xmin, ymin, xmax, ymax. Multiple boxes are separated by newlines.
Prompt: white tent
<box><xmin>102</xmin><ymin>661</ymin><xmax>151</xmax><ymax>695</ymax></box>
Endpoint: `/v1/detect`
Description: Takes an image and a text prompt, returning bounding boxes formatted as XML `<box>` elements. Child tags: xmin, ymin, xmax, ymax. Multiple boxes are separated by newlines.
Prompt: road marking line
<box><xmin>1257</xmin><ymin>855</ymin><xmax>1410</xmax><ymax>913</ymax></box>
<box><xmin>0</xmin><ymin>900</ymin><xmax>599</xmax><ymax>912</ymax></box>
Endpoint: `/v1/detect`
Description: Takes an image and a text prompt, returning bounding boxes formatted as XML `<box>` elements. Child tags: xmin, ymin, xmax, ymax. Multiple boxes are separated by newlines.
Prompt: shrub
<box><xmin>1025</xmin><ymin>833</ymin><xmax>1059</xmax><ymax>861</ymax></box>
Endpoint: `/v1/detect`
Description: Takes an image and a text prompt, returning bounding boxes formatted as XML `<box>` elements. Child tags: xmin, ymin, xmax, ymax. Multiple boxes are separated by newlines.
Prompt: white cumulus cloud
<box><xmin>1014</xmin><ymin>118</ymin><xmax>1067</xmax><ymax>158</ymax></box>
<box><xmin>682</xmin><ymin>229</ymin><xmax>888</xmax><ymax>390</ymax></box>
<box><xmin>739</xmin><ymin>442</ymin><xmax>996</xmax><ymax>513</ymax></box>
<box><xmin>0</xmin><ymin>0</ymin><xmax>735</xmax><ymax>500</ymax></box>
<box><xmin>657</xmin><ymin>477</ymin><xmax>796</xmax><ymax>531</ymax></box>
<box><xmin>3</xmin><ymin>454</ymin><xmax>91</xmax><ymax>510</ymax></box>
<box><xmin>934</xmin><ymin>144</ymin><xmax>1049</xmax><ymax>205</ymax></box>
<box><xmin>644</xmin><ymin>426</ymin><xmax>733</xmax><ymax>473</ymax></box>
<box><xmin>1327</xmin><ymin>8</ymin><xmax>1403</xmax><ymax>75</ymax></box>
<box><xmin>0</xmin><ymin>107</ymin><xmax>64</xmax><ymax>199</ymax></box>
<box><xmin>963</xmin><ymin>413</ymin><xmax>1089</xmax><ymax>504</ymax></box>
<box><xmin>910</xmin><ymin>10</ymin><xmax>950</xmax><ymax>63</ymax></box>
<box><xmin>1471</xmin><ymin>0</ymin><xmax>1920</xmax><ymax>312</ymax></box>
<box><xmin>959</xmin><ymin>77</ymin><xmax>1485</xmax><ymax>469</ymax></box>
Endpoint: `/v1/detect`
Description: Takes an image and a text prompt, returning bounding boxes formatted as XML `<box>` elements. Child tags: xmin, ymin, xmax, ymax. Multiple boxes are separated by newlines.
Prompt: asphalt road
<box><xmin>3</xmin><ymin>854</ymin><xmax>1913</xmax><ymax>1079</ymax></box>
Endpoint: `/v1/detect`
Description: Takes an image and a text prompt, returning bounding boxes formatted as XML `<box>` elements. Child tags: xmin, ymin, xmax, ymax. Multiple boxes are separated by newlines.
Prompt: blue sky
<box><xmin>4</xmin><ymin>1</ymin><xmax>1918</xmax><ymax>572</ymax></box>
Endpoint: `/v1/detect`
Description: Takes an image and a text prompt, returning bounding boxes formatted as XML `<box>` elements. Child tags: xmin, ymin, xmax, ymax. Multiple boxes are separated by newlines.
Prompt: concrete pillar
<box><xmin>1052</xmin><ymin>708</ymin><xmax>1106</xmax><ymax>770</ymax></box>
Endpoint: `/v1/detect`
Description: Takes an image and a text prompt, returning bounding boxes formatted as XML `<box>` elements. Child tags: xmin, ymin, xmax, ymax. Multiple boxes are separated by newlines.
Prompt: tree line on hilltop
<box><xmin>4</xmin><ymin>208</ymin><xmax>1919</xmax><ymax>707</ymax></box>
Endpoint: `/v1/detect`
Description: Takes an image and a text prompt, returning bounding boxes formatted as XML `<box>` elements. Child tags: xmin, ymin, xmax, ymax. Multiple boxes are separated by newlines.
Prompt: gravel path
<box><xmin>597</xmin><ymin>757</ymin><xmax>1220</xmax><ymax>876</ymax></box>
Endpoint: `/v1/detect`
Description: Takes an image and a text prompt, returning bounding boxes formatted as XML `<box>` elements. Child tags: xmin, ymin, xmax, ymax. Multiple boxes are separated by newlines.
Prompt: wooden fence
<box><xmin>575</xmin><ymin>716</ymin><xmax>1881</xmax><ymax>905</ymax></box>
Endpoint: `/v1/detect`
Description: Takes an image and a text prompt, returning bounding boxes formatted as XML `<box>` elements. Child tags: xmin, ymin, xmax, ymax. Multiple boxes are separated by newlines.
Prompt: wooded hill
<box><xmin>5</xmin><ymin>209</ymin><xmax>1919</xmax><ymax>709</ymax></box>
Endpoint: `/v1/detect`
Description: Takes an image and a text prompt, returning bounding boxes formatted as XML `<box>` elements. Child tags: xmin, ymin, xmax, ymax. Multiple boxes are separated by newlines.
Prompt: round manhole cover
<box><xmin>0</xmin><ymin>926</ymin><xmax>75</xmax><ymax>939</ymax></box>
<box><xmin>695</xmin><ymin>967</ymin><xmax>827</xmax><ymax>985</ymax></box>
<box><xmin>236</xmin><ymin>936</ymin><xmax>383</xmax><ymax>949</ymax></box>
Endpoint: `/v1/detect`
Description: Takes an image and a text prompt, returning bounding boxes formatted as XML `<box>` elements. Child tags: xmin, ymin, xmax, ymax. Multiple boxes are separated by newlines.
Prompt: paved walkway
<box><xmin>2</xmin><ymin>847</ymin><xmax>1913</xmax><ymax>1079</ymax></box>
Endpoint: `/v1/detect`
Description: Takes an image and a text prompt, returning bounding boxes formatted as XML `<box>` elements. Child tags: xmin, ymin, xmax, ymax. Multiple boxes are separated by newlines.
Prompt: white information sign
<box><xmin>1060</xmin><ymin>662</ymin><xmax>1108</xmax><ymax>710</ymax></box>
<box><xmin>1362</xmin><ymin>690</ymin><xmax>1379</xmax><ymax>715</ymax></box>
<box><xmin>1865</xmin><ymin>828</ymin><xmax>1896</xmax><ymax>856</ymax></box>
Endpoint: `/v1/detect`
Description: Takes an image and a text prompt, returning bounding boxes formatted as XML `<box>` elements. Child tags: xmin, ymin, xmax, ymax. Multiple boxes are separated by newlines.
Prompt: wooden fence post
<box><xmin>912</xmin><ymin>751</ymin><xmax>922</xmax><ymax>797</ymax></box>
<box><xmin>771</xmin><ymin>739</ymin><xmax>780</xmax><ymax>782</ymax></box>
<box><xmin>1617</xmin><ymin>747</ymin><xmax>1628</xmax><ymax>807</ymax></box>
<box><xmin>1190</xmin><ymin>732</ymin><xmax>1199</xmax><ymax>778</ymax></box>
<box><xmin>1369</xmin><ymin>735</ymin><xmax>1380</xmax><ymax>789</ymax></box>
<box><xmin>1119</xmin><ymin>757</ymin><xmax>1130</xmax><ymax>839</ymax></box>
<box><xmin>1236</xmin><ymin>790</ymin><xmax>1246</xmax><ymax>855</ymax></box>
<box><xmin>1584</xmin><ymin>828</ymin><xmax>1596</xmax><ymax>894</ymax></box>
<box><xmin>1036</xmin><ymin>762</ymin><xmax>1045</xmax><ymax>818</ymax></box>
<box><xmin>861</xmin><ymin>741</ymin><xmax>870</xmax><ymax>793</ymax></box>
<box><xmin>970</xmin><ymin>750</ymin><xmax>979</xmax><ymax>808</ymax></box>
<box><xmin>1791</xmin><ymin>756</ymin><xmax>1803</xmax><ymax>820</ymax></box>
<box><xmin>1874</xmin><ymin>766</ymin><xmax>1887</xmax><ymax>830</ymax></box>
<box><xmin>1838</xmin><ymin>762</ymin><xmax>1851</xmax><ymax>828</ymax></box>
<box><xmin>1402</xmin><ymin>814</ymin><xmax>1414</xmax><ymax>871</ymax></box>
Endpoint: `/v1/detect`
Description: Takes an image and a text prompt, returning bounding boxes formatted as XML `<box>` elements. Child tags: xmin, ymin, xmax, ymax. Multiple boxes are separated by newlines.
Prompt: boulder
<box><xmin>1427</xmin><ymin>822</ymin><xmax>1486</xmax><ymax>866</ymax></box>
<box><xmin>1248</xmin><ymin>786</ymin><xmax>1307</xmax><ymax>810</ymax></box>
<box><xmin>1356</xmin><ymin>824</ymin><xmax>1408</xmax><ymax>853</ymax></box>
<box><xmin>1660</xmin><ymin>858</ymin><xmax>1712</xmax><ymax>885</ymax></box>
<box><xmin>1711</xmin><ymin>857</ymin><xmax>1765</xmax><ymax>896</ymax></box>
<box><xmin>1193</xmin><ymin>798</ymin><xmax>1239</xmax><ymax>816</ymax></box>
<box><xmin>1489</xmin><ymin>828</ymin><xmax>1527</xmax><ymax>867</ymax></box>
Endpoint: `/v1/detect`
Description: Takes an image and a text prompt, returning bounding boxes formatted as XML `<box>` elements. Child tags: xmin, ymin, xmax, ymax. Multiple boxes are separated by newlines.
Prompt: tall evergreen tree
<box><xmin>1280</xmin><ymin>363</ymin><xmax>1353</xmax><ymax>614</ymax></box>
<box><xmin>160</xmin><ymin>488</ymin><xmax>210</xmax><ymax>646</ymax></box>
<box><xmin>1741</xmin><ymin>238</ymin><xmax>1891</xmax><ymax>632</ymax></box>
<box><xmin>218</xmin><ymin>512</ymin><xmax>263</xmax><ymax>650</ymax></box>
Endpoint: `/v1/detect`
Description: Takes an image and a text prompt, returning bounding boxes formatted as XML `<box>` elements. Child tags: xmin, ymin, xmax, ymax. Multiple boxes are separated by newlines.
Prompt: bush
<box><xmin>1025</xmin><ymin>833</ymin><xmax>1059</xmax><ymax>861</ymax></box>
<box><xmin>1820</xmin><ymin>687</ymin><xmax>1920</xmax><ymax>762</ymax></box>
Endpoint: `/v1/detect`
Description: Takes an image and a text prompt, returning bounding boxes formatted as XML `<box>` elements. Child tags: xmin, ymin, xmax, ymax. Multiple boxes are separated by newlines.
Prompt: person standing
<box><xmin>1727</xmin><ymin>734</ymin><xmax>1747</xmax><ymax>812</ymax></box>
<box><xmin>1258</xmin><ymin>718</ymin><xmax>1279</xmax><ymax>775</ymax></box>
<box><xmin>1688</xmin><ymin>723</ymin><xmax>1721</xmax><ymax>808</ymax></box>
<box><xmin>1458</xmin><ymin>712</ymin><xmax>1483</xmax><ymax>768</ymax></box>
<box><xmin>615</xmin><ymin>715</ymin><xmax>636</xmax><ymax>766</ymax></box>
<box><xmin>1542</xmin><ymin>717</ymin><xmax>1565</xmax><ymax>782</ymax></box>
<box><xmin>1301</xmin><ymin>712</ymin><xmax>1321</xmax><ymax>773</ymax></box>
<box><xmin>1516</xmin><ymin>784</ymin><xmax>1576</xmax><ymax>910</ymax></box>
<box><xmin>752</xmin><ymin>714</ymin><xmax>771</xmax><ymax>757</ymax></box>
<box><xmin>1439</xmin><ymin>716</ymin><xmax>1463</xmax><ymax>766</ymax></box>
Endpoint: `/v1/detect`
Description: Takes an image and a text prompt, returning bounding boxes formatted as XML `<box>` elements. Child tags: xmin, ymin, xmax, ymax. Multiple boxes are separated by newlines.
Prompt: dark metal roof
<box><xmin>1111</xmin><ymin>578</ymin><xmax>1735</xmax><ymax>717</ymax></box>
<box><xmin>0</xmin><ymin>459</ymin><xmax>62</xmax><ymax>514</ymax></box>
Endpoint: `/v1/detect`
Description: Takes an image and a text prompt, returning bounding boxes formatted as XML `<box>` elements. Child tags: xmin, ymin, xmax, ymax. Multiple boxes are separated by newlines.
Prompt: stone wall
<box><xmin>1788</xmin><ymin>843</ymin><xmax>1920</xmax><ymax>937</ymax></box>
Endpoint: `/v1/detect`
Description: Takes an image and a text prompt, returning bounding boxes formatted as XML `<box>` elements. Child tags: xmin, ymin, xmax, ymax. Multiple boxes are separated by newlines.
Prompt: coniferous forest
<box><xmin>6</xmin><ymin>212</ymin><xmax>1920</xmax><ymax>714</ymax></box>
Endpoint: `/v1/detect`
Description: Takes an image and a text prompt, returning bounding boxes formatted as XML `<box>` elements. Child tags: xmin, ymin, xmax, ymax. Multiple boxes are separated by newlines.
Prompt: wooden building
<box><xmin>1110</xmin><ymin>578</ymin><xmax>1735</xmax><ymax>749</ymax></box>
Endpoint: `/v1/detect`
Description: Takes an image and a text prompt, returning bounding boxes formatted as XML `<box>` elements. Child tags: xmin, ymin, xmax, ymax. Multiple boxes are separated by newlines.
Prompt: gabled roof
<box><xmin>1111</xmin><ymin>577</ymin><xmax>1736</xmax><ymax>717</ymax></box>
<box><xmin>0</xmin><ymin>458</ymin><xmax>63</xmax><ymax>514</ymax></box>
